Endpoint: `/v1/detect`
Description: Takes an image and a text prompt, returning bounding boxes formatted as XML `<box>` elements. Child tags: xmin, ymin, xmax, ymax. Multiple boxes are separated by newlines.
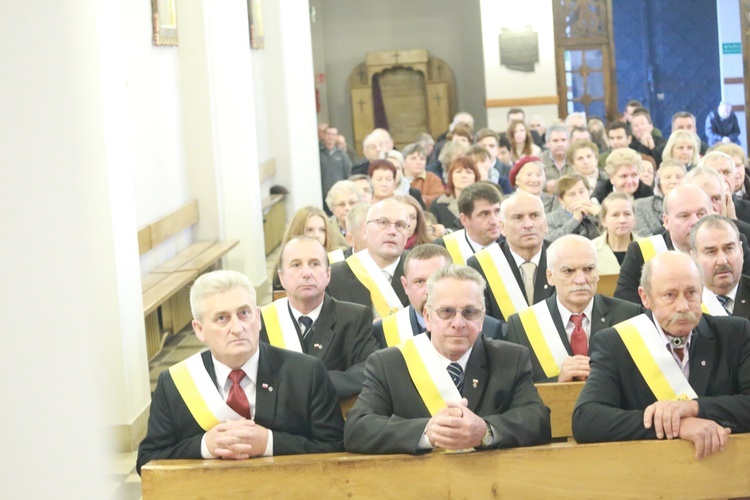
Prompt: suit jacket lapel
<box><xmin>590</xmin><ymin>294</ymin><xmax>612</xmax><ymax>338</ymax></box>
<box><xmin>534</xmin><ymin>247</ymin><xmax>551</xmax><ymax>302</ymax></box>
<box><xmin>255</xmin><ymin>344</ymin><xmax>279</xmax><ymax>423</ymax></box>
<box><xmin>308</xmin><ymin>295</ymin><xmax>336</xmax><ymax>360</ymax></box>
<box><xmin>547</xmin><ymin>296</ymin><xmax>573</xmax><ymax>354</ymax></box>
<box><xmin>201</xmin><ymin>350</ymin><xmax>220</xmax><ymax>391</ymax></box>
<box><xmin>689</xmin><ymin>317</ymin><xmax>715</xmax><ymax>396</ymax></box>
<box><xmin>733</xmin><ymin>277</ymin><xmax>750</xmax><ymax>318</ymax></box>
<box><xmin>408</xmin><ymin>306</ymin><xmax>422</xmax><ymax>336</ymax></box>
<box><xmin>501</xmin><ymin>242</ymin><xmax>525</xmax><ymax>293</ymax></box>
<box><xmin>463</xmin><ymin>337</ymin><xmax>489</xmax><ymax>412</ymax></box>
<box><xmin>392</xmin><ymin>252</ymin><xmax>408</xmax><ymax>304</ymax></box>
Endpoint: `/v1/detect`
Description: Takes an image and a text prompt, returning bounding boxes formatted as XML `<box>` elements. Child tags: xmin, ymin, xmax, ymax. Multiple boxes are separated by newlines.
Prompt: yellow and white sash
<box><xmin>382</xmin><ymin>307</ymin><xmax>415</xmax><ymax>347</ymax></box>
<box><xmin>260</xmin><ymin>298</ymin><xmax>304</xmax><ymax>353</ymax></box>
<box><xmin>328</xmin><ymin>248</ymin><xmax>345</xmax><ymax>264</ymax></box>
<box><xmin>396</xmin><ymin>334</ymin><xmax>462</xmax><ymax>416</ymax></box>
<box><xmin>517</xmin><ymin>301</ymin><xmax>570</xmax><ymax>378</ymax></box>
<box><xmin>474</xmin><ymin>245</ymin><xmax>529</xmax><ymax>318</ymax></box>
<box><xmin>443</xmin><ymin>230</ymin><xmax>475</xmax><ymax>265</ymax></box>
<box><xmin>346</xmin><ymin>250</ymin><xmax>404</xmax><ymax>318</ymax></box>
<box><xmin>614</xmin><ymin>314</ymin><xmax>698</xmax><ymax>401</ymax></box>
<box><xmin>169</xmin><ymin>352</ymin><xmax>243</xmax><ymax>431</ymax></box>
<box><xmin>701</xmin><ymin>289</ymin><xmax>729</xmax><ymax>316</ymax></box>
<box><xmin>636</xmin><ymin>234</ymin><xmax>669</xmax><ymax>263</ymax></box>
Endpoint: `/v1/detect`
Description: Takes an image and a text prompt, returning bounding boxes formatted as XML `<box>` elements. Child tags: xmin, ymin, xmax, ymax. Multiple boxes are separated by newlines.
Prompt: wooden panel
<box><xmin>379</xmin><ymin>68</ymin><xmax>428</xmax><ymax>151</ymax></box>
<box><xmin>143</xmin><ymin>270</ymin><xmax>197</xmax><ymax>316</ymax></box>
<box><xmin>141</xmin><ymin>273</ymin><xmax>168</xmax><ymax>294</ymax></box>
<box><xmin>150</xmin><ymin>241</ymin><xmax>216</xmax><ymax>274</ymax></box>
<box><xmin>176</xmin><ymin>240</ymin><xmax>240</xmax><ymax>274</ymax></box>
<box><xmin>486</xmin><ymin>96</ymin><xmax>560</xmax><ymax>108</ymax></box>
<box><xmin>535</xmin><ymin>381</ymin><xmax>584</xmax><ymax>439</ymax></box>
<box><xmin>149</xmin><ymin>200</ymin><xmax>199</xmax><ymax>248</ymax></box>
<box><xmin>351</xmin><ymin>88</ymin><xmax>374</xmax><ymax>156</ymax></box>
<box><xmin>426</xmin><ymin>83</ymin><xmax>450</xmax><ymax>140</ymax></box>
<box><xmin>142</xmin><ymin>434</ymin><xmax>750</xmax><ymax>499</ymax></box>
<box><xmin>263</xmin><ymin>199</ymin><xmax>286</xmax><ymax>256</ymax></box>
<box><xmin>138</xmin><ymin>226</ymin><xmax>153</xmax><ymax>255</ymax></box>
<box><xmin>272</xmin><ymin>290</ymin><xmax>287</xmax><ymax>302</ymax></box>
<box><xmin>366</xmin><ymin>49</ymin><xmax>428</xmax><ymax>67</ymax></box>
<box><xmin>144</xmin><ymin>312</ymin><xmax>161</xmax><ymax>360</ymax></box>
<box><xmin>598</xmin><ymin>274</ymin><xmax>618</xmax><ymax>297</ymax></box>
<box><xmin>163</xmin><ymin>285</ymin><xmax>193</xmax><ymax>337</ymax></box>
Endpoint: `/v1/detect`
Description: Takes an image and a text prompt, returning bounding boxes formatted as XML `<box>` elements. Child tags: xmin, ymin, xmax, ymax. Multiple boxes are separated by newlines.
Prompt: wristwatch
<box><xmin>481</xmin><ymin>421</ymin><xmax>494</xmax><ymax>447</ymax></box>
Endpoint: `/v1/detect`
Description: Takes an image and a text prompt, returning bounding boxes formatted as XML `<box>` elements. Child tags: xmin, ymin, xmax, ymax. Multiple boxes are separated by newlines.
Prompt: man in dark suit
<box><xmin>615</xmin><ymin>184</ymin><xmax>750</xmax><ymax>304</ymax></box>
<box><xmin>615</xmin><ymin>184</ymin><xmax>712</xmax><ymax>304</ymax></box>
<box><xmin>507</xmin><ymin>235</ymin><xmax>642</xmax><ymax>382</ymax></box>
<box><xmin>345</xmin><ymin>265</ymin><xmax>551</xmax><ymax>454</ymax></box>
<box><xmin>467</xmin><ymin>191</ymin><xmax>556</xmax><ymax>322</ymax></box>
<box><xmin>690</xmin><ymin>215</ymin><xmax>750</xmax><ymax>320</ymax></box>
<box><xmin>372</xmin><ymin>244</ymin><xmax>504</xmax><ymax>348</ymax></box>
<box><xmin>433</xmin><ymin>182</ymin><xmax>504</xmax><ymax>265</ymax></box>
<box><xmin>700</xmin><ymin>151</ymin><xmax>750</xmax><ymax>224</ymax></box>
<box><xmin>137</xmin><ymin>270</ymin><xmax>344</xmax><ymax>474</ymax></box>
<box><xmin>327</xmin><ymin>198</ymin><xmax>410</xmax><ymax>312</ymax></box>
<box><xmin>573</xmin><ymin>252</ymin><xmax>750</xmax><ymax>459</ymax></box>
<box><xmin>260</xmin><ymin>237</ymin><xmax>379</xmax><ymax>398</ymax></box>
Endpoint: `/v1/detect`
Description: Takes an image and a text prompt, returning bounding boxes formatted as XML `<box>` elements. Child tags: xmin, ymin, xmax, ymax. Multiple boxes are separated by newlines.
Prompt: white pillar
<box><xmin>0</xmin><ymin>0</ymin><xmax>150</xmax><ymax>495</ymax></box>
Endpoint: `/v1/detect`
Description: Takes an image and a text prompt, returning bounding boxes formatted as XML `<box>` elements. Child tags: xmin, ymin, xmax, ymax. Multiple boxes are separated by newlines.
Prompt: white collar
<box><xmin>362</xmin><ymin>249</ymin><xmax>401</xmax><ymax>277</ymax></box>
<box><xmin>211</xmin><ymin>349</ymin><xmax>260</xmax><ymax>391</ymax></box>
<box><xmin>289</xmin><ymin>299</ymin><xmax>325</xmax><ymax>326</ymax></box>
<box><xmin>509</xmin><ymin>247</ymin><xmax>543</xmax><ymax>268</ymax></box>
<box><xmin>556</xmin><ymin>296</ymin><xmax>595</xmax><ymax>326</ymax></box>
<box><xmin>434</xmin><ymin>344</ymin><xmax>473</xmax><ymax>372</ymax></box>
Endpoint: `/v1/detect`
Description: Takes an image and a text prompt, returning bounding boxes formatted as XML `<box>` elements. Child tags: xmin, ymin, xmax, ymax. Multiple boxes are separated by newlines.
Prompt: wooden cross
<box><xmin>357</xmin><ymin>98</ymin><xmax>366</xmax><ymax>112</ymax></box>
<box><xmin>433</xmin><ymin>94</ymin><xmax>442</xmax><ymax>107</ymax></box>
<box><xmin>358</xmin><ymin>66</ymin><xmax>367</xmax><ymax>83</ymax></box>
<box><xmin>435</xmin><ymin>63</ymin><xmax>443</xmax><ymax>78</ymax></box>
<box><xmin>392</xmin><ymin>50</ymin><xmax>401</xmax><ymax>64</ymax></box>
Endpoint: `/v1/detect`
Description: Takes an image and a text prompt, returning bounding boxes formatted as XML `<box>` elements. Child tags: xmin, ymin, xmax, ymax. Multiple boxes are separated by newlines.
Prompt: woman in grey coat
<box><xmin>633</xmin><ymin>160</ymin><xmax>686</xmax><ymax>236</ymax></box>
<box><xmin>544</xmin><ymin>173</ymin><xmax>601</xmax><ymax>242</ymax></box>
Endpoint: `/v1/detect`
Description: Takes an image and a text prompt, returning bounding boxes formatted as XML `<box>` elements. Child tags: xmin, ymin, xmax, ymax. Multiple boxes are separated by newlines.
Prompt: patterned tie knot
<box><xmin>717</xmin><ymin>295</ymin><xmax>730</xmax><ymax>307</ymax></box>
<box><xmin>229</xmin><ymin>369</ymin><xmax>246</xmax><ymax>386</ymax></box>
<box><xmin>382</xmin><ymin>270</ymin><xmax>392</xmax><ymax>283</ymax></box>
<box><xmin>570</xmin><ymin>313</ymin><xmax>585</xmax><ymax>328</ymax></box>
<box><xmin>447</xmin><ymin>362</ymin><xmax>464</xmax><ymax>392</ymax></box>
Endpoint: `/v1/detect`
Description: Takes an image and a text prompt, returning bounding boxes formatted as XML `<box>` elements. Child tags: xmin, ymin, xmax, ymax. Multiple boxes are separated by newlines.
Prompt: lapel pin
<box><xmin>701</xmin><ymin>360</ymin><xmax>706</xmax><ymax>366</ymax></box>
<box><xmin>600</xmin><ymin>318</ymin><xmax>605</xmax><ymax>322</ymax></box>
<box><xmin>314</xmin><ymin>343</ymin><xmax>323</xmax><ymax>349</ymax></box>
<box><xmin>472</xmin><ymin>379</ymin><xmax>478</xmax><ymax>388</ymax></box>
<box><xmin>544</xmin><ymin>284</ymin><xmax>548</xmax><ymax>289</ymax></box>
<box><xmin>262</xmin><ymin>383</ymin><xmax>273</xmax><ymax>392</ymax></box>
<box><xmin>743</xmin><ymin>300</ymin><xmax>747</xmax><ymax>304</ymax></box>
<box><xmin>262</xmin><ymin>383</ymin><xmax>268</xmax><ymax>389</ymax></box>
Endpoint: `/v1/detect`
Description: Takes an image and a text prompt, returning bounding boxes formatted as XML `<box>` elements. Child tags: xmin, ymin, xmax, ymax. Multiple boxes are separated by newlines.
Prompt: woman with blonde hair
<box><xmin>662</xmin><ymin>129</ymin><xmax>701</xmax><ymax>169</ymax></box>
<box><xmin>592</xmin><ymin>148</ymin><xmax>653</xmax><ymax>203</ymax></box>
<box><xmin>592</xmin><ymin>192</ymin><xmax>640</xmax><ymax>274</ymax></box>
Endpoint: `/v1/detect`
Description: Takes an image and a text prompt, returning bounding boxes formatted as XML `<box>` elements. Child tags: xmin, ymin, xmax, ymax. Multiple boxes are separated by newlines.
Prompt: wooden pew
<box><xmin>338</xmin><ymin>382</ymin><xmax>584</xmax><ymax>439</ymax></box>
<box><xmin>142</xmin><ymin>434</ymin><xmax>750</xmax><ymax>499</ymax></box>
<box><xmin>139</xmin><ymin>200</ymin><xmax>239</xmax><ymax>360</ymax></box>
<box><xmin>598</xmin><ymin>274</ymin><xmax>619</xmax><ymax>297</ymax></box>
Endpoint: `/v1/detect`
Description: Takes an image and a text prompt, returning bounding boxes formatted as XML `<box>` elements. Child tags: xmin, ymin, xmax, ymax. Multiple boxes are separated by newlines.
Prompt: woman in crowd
<box><xmin>429</xmin><ymin>156</ymin><xmax>479</xmax><ymax>231</ymax></box>
<box><xmin>324</xmin><ymin>180</ymin><xmax>362</xmax><ymax>248</ymax></box>
<box><xmin>368</xmin><ymin>159</ymin><xmax>424</xmax><ymax>208</ymax></box>
<box><xmin>544</xmin><ymin>174</ymin><xmax>601</xmax><ymax>242</ymax></box>
<box><xmin>633</xmin><ymin>160</ymin><xmax>686</xmax><ymax>236</ymax></box>
<box><xmin>592</xmin><ymin>192</ymin><xmax>640</xmax><ymax>274</ymax></box>
<box><xmin>592</xmin><ymin>148</ymin><xmax>653</xmax><ymax>203</ymax></box>
<box><xmin>467</xmin><ymin>144</ymin><xmax>512</xmax><ymax>195</ymax></box>
<box><xmin>401</xmin><ymin>143</ymin><xmax>444</xmax><ymax>209</ymax></box>
<box><xmin>380</xmin><ymin>150</ymin><xmax>425</xmax><ymax>208</ymax></box>
<box><xmin>567</xmin><ymin>139</ymin><xmax>606</xmax><ymax>191</ymax></box>
<box><xmin>662</xmin><ymin>129</ymin><xmax>701</xmax><ymax>170</ymax></box>
<box><xmin>394</xmin><ymin>194</ymin><xmax>444</xmax><ymax>249</ymax></box>
<box><xmin>426</xmin><ymin>140</ymin><xmax>469</xmax><ymax>183</ymax></box>
<box><xmin>273</xmin><ymin>206</ymin><xmax>340</xmax><ymax>290</ymax></box>
<box><xmin>639</xmin><ymin>160</ymin><xmax>655</xmax><ymax>188</ymax></box>
<box><xmin>508</xmin><ymin>156</ymin><xmax>558</xmax><ymax>213</ymax></box>
<box><xmin>507</xmin><ymin>120</ymin><xmax>541</xmax><ymax>162</ymax></box>
<box><xmin>587</xmin><ymin>116</ymin><xmax>609</xmax><ymax>154</ymax></box>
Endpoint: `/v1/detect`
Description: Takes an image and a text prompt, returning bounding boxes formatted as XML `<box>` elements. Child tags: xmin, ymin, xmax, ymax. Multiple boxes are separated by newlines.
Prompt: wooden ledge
<box><xmin>142</xmin><ymin>270</ymin><xmax>197</xmax><ymax>316</ymax></box>
<box><xmin>142</xmin><ymin>434</ymin><xmax>750</xmax><ymax>499</ymax></box>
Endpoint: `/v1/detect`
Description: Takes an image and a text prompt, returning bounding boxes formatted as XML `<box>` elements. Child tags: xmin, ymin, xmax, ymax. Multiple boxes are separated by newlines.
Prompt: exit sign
<box><xmin>723</xmin><ymin>43</ymin><xmax>742</xmax><ymax>54</ymax></box>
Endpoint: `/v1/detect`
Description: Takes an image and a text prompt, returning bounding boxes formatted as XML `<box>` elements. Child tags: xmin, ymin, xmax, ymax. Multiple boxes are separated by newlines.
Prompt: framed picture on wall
<box><xmin>151</xmin><ymin>0</ymin><xmax>178</xmax><ymax>46</ymax></box>
<box><xmin>248</xmin><ymin>0</ymin><xmax>265</xmax><ymax>49</ymax></box>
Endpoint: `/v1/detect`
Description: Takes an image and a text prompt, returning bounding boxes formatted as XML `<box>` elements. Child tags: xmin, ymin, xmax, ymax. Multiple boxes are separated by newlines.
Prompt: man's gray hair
<box><xmin>425</xmin><ymin>264</ymin><xmax>486</xmax><ymax>307</ymax></box>
<box><xmin>547</xmin><ymin>234</ymin><xmax>597</xmax><ymax>268</ymax></box>
<box><xmin>684</xmin><ymin>166</ymin><xmax>725</xmax><ymax>195</ymax></box>
<box><xmin>546</xmin><ymin>123</ymin><xmax>569</xmax><ymax>140</ymax></box>
<box><xmin>689</xmin><ymin>214</ymin><xmax>740</xmax><ymax>252</ymax></box>
<box><xmin>190</xmin><ymin>270</ymin><xmax>256</xmax><ymax>321</ymax></box>
<box><xmin>346</xmin><ymin>203</ymin><xmax>370</xmax><ymax>237</ymax></box>
<box><xmin>325</xmin><ymin>180</ymin><xmax>362</xmax><ymax>212</ymax></box>
<box><xmin>698</xmin><ymin>151</ymin><xmax>737</xmax><ymax>174</ymax></box>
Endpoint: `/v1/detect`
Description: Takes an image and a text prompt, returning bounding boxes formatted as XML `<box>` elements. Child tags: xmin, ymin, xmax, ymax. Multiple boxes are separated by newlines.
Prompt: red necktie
<box><xmin>570</xmin><ymin>314</ymin><xmax>588</xmax><ymax>356</ymax></box>
<box><xmin>227</xmin><ymin>369</ymin><xmax>251</xmax><ymax>419</ymax></box>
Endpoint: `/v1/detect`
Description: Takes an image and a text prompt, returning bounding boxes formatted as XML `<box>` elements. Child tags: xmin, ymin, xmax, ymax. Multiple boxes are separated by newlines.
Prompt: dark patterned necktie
<box><xmin>447</xmin><ymin>362</ymin><xmax>464</xmax><ymax>393</ymax></box>
<box><xmin>716</xmin><ymin>295</ymin><xmax>732</xmax><ymax>315</ymax></box>
<box><xmin>299</xmin><ymin>315</ymin><xmax>314</xmax><ymax>339</ymax></box>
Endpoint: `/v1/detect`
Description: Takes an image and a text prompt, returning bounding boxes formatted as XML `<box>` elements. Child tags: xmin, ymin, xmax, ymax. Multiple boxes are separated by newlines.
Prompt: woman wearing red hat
<box><xmin>509</xmin><ymin>156</ymin><xmax>559</xmax><ymax>213</ymax></box>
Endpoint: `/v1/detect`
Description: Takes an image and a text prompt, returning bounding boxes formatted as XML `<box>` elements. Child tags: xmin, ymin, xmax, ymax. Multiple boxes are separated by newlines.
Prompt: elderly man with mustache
<box><xmin>506</xmin><ymin>235</ymin><xmax>642</xmax><ymax>382</ymax></box>
<box><xmin>574</xmin><ymin>251</ymin><xmax>750</xmax><ymax>459</ymax></box>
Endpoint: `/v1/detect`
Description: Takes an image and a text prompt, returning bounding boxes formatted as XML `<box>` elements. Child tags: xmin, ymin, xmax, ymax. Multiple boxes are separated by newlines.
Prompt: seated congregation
<box><xmin>138</xmin><ymin>107</ymin><xmax>750</xmax><ymax>496</ymax></box>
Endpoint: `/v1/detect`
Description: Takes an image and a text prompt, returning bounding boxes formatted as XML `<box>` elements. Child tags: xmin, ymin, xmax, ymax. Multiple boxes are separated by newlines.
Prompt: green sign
<box><xmin>723</xmin><ymin>43</ymin><xmax>742</xmax><ymax>55</ymax></box>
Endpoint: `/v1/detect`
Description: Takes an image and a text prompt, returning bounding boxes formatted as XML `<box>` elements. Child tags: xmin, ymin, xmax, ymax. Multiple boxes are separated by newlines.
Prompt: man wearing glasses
<box><xmin>344</xmin><ymin>265</ymin><xmax>551</xmax><ymax>454</ymax></box>
<box><xmin>327</xmin><ymin>198</ymin><xmax>411</xmax><ymax>318</ymax></box>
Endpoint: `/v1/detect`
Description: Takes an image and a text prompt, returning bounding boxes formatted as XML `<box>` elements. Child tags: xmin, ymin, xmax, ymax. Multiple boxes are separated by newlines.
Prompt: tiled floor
<box><xmin>111</xmin><ymin>248</ymin><xmax>279</xmax><ymax>499</ymax></box>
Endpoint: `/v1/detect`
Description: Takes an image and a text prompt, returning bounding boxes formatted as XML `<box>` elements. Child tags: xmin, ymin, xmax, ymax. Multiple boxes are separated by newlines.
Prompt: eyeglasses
<box><xmin>428</xmin><ymin>306</ymin><xmax>485</xmax><ymax>321</ymax></box>
<box><xmin>366</xmin><ymin>218</ymin><xmax>410</xmax><ymax>233</ymax></box>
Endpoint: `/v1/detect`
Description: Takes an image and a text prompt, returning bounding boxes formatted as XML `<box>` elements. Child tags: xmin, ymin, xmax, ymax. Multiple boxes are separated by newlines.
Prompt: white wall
<box><xmin>717</xmin><ymin>0</ymin><xmax>747</xmax><ymax>149</ymax></box>
<box><xmin>480</xmin><ymin>0</ymin><xmax>560</xmax><ymax>133</ymax></box>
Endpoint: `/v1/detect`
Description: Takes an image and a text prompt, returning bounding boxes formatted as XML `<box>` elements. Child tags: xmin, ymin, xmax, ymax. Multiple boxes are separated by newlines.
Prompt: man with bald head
<box><xmin>260</xmin><ymin>237</ymin><xmax>379</xmax><ymax>398</ymax></box>
<box><xmin>327</xmin><ymin>198</ymin><xmax>410</xmax><ymax>317</ymax></box>
<box><xmin>467</xmin><ymin>191</ymin><xmax>556</xmax><ymax>325</ymax></box>
<box><xmin>507</xmin><ymin>235</ymin><xmax>642</xmax><ymax>382</ymax></box>
<box><xmin>614</xmin><ymin>184</ymin><xmax>712</xmax><ymax>304</ymax></box>
<box><xmin>574</xmin><ymin>252</ymin><xmax>750</xmax><ymax>459</ymax></box>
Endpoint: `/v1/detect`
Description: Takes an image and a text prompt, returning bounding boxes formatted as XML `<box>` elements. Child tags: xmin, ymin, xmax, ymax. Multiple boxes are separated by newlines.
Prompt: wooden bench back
<box><xmin>138</xmin><ymin>200</ymin><xmax>200</xmax><ymax>255</ymax></box>
<box><xmin>597</xmin><ymin>274</ymin><xmax>619</xmax><ymax>297</ymax></box>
